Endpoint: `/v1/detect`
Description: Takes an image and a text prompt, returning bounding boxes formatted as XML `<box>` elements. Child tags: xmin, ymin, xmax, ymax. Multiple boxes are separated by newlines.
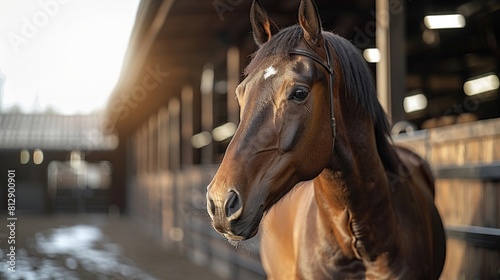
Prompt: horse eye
<box><xmin>291</xmin><ymin>87</ymin><xmax>309</xmax><ymax>101</ymax></box>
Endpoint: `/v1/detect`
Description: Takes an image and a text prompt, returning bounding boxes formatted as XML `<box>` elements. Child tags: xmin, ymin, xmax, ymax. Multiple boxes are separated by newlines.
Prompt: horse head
<box><xmin>206</xmin><ymin>0</ymin><xmax>337</xmax><ymax>241</ymax></box>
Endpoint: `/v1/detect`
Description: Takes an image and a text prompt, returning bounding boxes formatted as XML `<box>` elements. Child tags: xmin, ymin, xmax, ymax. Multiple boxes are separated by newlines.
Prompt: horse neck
<box><xmin>313</xmin><ymin>112</ymin><xmax>400</xmax><ymax>261</ymax></box>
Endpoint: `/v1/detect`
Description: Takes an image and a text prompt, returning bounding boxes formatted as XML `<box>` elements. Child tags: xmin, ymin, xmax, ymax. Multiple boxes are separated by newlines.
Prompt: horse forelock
<box><xmin>244</xmin><ymin>25</ymin><xmax>303</xmax><ymax>76</ymax></box>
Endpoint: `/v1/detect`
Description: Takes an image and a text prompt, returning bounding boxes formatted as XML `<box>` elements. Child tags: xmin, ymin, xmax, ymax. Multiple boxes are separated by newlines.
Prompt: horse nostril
<box><xmin>208</xmin><ymin>198</ymin><xmax>216</xmax><ymax>218</ymax></box>
<box><xmin>225</xmin><ymin>190</ymin><xmax>243</xmax><ymax>220</ymax></box>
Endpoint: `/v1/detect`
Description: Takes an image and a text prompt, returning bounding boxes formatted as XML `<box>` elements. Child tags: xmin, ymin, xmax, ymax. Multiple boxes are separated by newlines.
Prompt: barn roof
<box><xmin>0</xmin><ymin>114</ymin><xmax>118</xmax><ymax>151</ymax></box>
<box><xmin>106</xmin><ymin>0</ymin><xmax>500</xmax><ymax>135</ymax></box>
<box><xmin>105</xmin><ymin>0</ymin><xmax>377</xmax><ymax>135</ymax></box>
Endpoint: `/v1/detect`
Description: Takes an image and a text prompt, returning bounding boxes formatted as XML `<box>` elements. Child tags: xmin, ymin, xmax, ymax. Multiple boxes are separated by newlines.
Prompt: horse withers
<box><xmin>206</xmin><ymin>0</ymin><xmax>446</xmax><ymax>279</ymax></box>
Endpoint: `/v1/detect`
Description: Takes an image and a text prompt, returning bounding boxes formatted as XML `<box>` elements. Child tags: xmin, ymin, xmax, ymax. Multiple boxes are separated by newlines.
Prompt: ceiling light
<box><xmin>20</xmin><ymin>149</ymin><xmax>30</xmax><ymax>164</ymax></box>
<box><xmin>200</xmin><ymin>64</ymin><xmax>214</xmax><ymax>95</ymax></box>
<box><xmin>363</xmin><ymin>48</ymin><xmax>380</xmax><ymax>63</ymax></box>
<box><xmin>33</xmin><ymin>149</ymin><xmax>44</xmax><ymax>165</ymax></box>
<box><xmin>463</xmin><ymin>73</ymin><xmax>499</xmax><ymax>96</ymax></box>
<box><xmin>424</xmin><ymin>14</ymin><xmax>465</xmax><ymax>29</ymax></box>
<box><xmin>191</xmin><ymin>131</ymin><xmax>212</xmax><ymax>149</ymax></box>
<box><xmin>404</xmin><ymin>93</ymin><xmax>428</xmax><ymax>113</ymax></box>
<box><xmin>212</xmin><ymin>122</ymin><xmax>237</xmax><ymax>142</ymax></box>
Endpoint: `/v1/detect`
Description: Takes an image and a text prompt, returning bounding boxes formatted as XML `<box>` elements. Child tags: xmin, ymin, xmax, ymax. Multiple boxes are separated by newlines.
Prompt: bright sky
<box><xmin>0</xmin><ymin>0</ymin><xmax>140</xmax><ymax>114</ymax></box>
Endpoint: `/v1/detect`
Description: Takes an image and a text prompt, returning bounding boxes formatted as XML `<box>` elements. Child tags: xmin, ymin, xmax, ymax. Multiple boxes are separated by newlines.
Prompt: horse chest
<box><xmin>296</xmin><ymin>237</ymin><xmax>364</xmax><ymax>279</ymax></box>
<box><xmin>294</xmin><ymin>202</ymin><xmax>369</xmax><ymax>279</ymax></box>
<box><xmin>292</xmin><ymin>188</ymin><xmax>397</xmax><ymax>280</ymax></box>
<box><xmin>296</xmin><ymin>236</ymin><xmax>396</xmax><ymax>280</ymax></box>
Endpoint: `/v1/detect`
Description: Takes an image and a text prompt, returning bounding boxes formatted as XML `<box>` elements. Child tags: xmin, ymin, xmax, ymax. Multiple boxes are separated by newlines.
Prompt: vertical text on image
<box><xmin>6</xmin><ymin>170</ymin><xmax>17</xmax><ymax>272</ymax></box>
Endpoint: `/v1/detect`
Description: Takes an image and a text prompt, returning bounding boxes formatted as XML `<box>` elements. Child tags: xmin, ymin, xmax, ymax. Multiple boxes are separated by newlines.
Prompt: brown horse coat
<box><xmin>261</xmin><ymin>146</ymin><xmax>446</xmax><ymax>279</ymax></box>
<box><xmin>207</xmin><ymin>0</ymin><xmax>446</xmax><ymax>279</ymax></box>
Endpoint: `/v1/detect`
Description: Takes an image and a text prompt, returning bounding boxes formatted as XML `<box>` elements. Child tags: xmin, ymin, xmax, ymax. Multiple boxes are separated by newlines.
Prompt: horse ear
<box><xmin>250</xmin><ymin>0</ymin><xmax>278</xmax><ymax>46</ymax></box>
<box><xmin>298</xmin><ymin>0</ymin><xmax>323</xmax><ymax>46</ymax></box>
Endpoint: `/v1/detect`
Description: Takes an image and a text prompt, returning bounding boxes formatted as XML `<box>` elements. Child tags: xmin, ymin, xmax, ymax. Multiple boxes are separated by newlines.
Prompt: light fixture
<box><xmin>424</xmin><ymin>14</ymin><xmax>465</xmax><ymax>29</ymax></box>
<box><xmin>70</xmin><ymin>150</ymin><xmax>83</xmax><ymax>169</ymax></box>
<box><xmin>200</xmin><ymin>64</ymin><xmax>214</xmax><ymax>95</ymax></box>
<box><xmin>33</xmin><ymin>149</ymin><xmax>44</xmax><ymax>165</ymax></box>
<box><xmin>191</xmin><ymin>131</ymin><xmax>212</xmax><ymax>149</ymax></box>
<box><xmin>363</xmin><ymin>48</ymin><xmax>380</xmax><ymax>63</ymax></box>
<box><xmin>463</xmin><ymin>73</ymin><xmax>499</xmax><ymax>96</ymax></box>
<box><xmin>212</xmin><ymin>122</ymin><xmax>237</xmax><ymax>142</ymax></box>
<box><xmin>422</xmin><ymin>29</ymin><xmax>439</xmax><ymax>45</ymax></box>
<box><xmin>20</xmin><ymin>149</ymin><xmax>30</xmax><ymax>164</ymax></box>
<box><xmin>403</xmin><ymin>93</ymin><xmax>428</xmax><ymax>113</ymax></box>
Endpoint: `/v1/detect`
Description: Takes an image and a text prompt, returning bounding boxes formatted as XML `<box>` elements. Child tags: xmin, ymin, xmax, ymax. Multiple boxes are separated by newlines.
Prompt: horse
<box><xmin>206</xmin><ymin>0</ymin><xmax>446</xmax><ymax>278</ymax></box>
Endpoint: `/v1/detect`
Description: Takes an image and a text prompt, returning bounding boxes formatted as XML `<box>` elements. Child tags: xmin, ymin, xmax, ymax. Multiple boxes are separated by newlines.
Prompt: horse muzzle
<box><xmin>206</xmin><ymin>187</ymin><xmax>263</xmax><ymax>240</ymax></box>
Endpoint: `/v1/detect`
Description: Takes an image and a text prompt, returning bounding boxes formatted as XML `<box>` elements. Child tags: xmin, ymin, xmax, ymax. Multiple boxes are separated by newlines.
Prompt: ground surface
<box><xmin>0</xmin><ymin>214</ymin><xmax>223</xmax><ymax>280</ymax></box>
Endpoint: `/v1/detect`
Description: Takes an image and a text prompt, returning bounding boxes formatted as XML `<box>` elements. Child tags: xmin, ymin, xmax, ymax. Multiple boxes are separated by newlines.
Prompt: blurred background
<box><xmin>0</xmin><ymin>0</ymin><xmax>499</xmax><ymax>279</ymax></box>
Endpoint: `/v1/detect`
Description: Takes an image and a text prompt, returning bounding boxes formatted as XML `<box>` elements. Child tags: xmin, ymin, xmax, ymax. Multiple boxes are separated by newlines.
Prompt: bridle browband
<box><xmin>289</xmin><ymin>39</ymin><xmax>337</xmax><ymax>149</ymax></box>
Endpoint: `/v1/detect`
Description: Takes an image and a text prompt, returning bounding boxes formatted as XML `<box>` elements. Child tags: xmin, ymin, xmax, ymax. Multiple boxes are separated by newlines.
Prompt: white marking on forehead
<box><xmin>263</xmin><ymin>66</ymin><xmax>277</xmax><ymax>80</ymax></box>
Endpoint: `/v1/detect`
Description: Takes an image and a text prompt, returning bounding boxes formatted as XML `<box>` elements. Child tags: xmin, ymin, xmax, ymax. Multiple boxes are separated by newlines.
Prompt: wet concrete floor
<box><xmin>0</xmin><ymin>214</ymin><xmax>223</xmax><ymax>280</ymax></box>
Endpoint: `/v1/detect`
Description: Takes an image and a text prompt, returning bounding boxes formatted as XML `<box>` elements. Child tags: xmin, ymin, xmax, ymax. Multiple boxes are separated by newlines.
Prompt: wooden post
<box><xmin>169</xmin><ymin>98</ymin><xmax>181</xmax><ymax>170</ymax></box>
<box><xmin>227</xmin><ymin>47</ymin><xmax>240</xmax><ymax>125</ymax></box>
<box><xmin>200</xmin><ymin>64</ymin><xmax>214</xmax><ymax>164</ymax></box>
<box><xmin>158</xmin><ymin>106</ymin><xmax>169</xmax><ymax>171</ymax></box>
<box><xmin>181</xmin><ymin>86</ymin><xmax>194</xmax><ymax>167</ymax></box>
<box><xmin>168</xmin><ymin>98</ymin><xmax>181</xmax><ymax>236</ymax></box>
<box><xmin>376</xmin><ymin>0</ymin><xmax>406</xmax><ymax>124</ymax></box>
<box><xmin>141</xmin><ymin>124</ymin><xmax>148</xmax><ymax>174</ymax></box>
<box><xmin>148</xmin><ymin>114</ymin><xmax>157</xmax><ymax>173</ymax></box>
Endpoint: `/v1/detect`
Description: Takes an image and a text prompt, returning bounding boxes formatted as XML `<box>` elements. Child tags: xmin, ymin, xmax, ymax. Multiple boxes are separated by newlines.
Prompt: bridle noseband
<box><xmin>289</xmin><ymin>39</ymin><xmax>337</xmax><ymax>149</ymax></box>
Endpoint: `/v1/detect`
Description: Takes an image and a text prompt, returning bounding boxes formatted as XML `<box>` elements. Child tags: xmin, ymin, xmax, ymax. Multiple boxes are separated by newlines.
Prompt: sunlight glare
<box><xmin>58</xmin><ymin>19</ymin><xmax>128</xmax><ymax>113</ymax></box>
<box><xmin>0</xmin><ymin>0</ymin><xmax>140</xmax><ymax>114</ymax></box>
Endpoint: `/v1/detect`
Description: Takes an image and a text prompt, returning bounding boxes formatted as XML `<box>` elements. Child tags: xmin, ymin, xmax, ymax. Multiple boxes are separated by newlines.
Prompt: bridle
<box><xmin>289</xmin><ymin>39</ymin><xmax>337</xmax><ymax>149</ymax></box>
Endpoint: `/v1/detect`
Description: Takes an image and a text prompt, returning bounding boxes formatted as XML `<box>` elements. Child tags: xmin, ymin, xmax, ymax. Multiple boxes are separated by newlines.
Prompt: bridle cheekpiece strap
<box><xmin>289</xmin><ymin>40</ymin><xmax>337</xmax><ymax>149</ymax></box>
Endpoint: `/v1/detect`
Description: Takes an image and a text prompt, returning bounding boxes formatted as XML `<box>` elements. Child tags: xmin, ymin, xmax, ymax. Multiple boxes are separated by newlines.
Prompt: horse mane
<box><xmin>245</xmin><ymin>25</ymin><xmax>401</xmax><ymax>173</ymax></box>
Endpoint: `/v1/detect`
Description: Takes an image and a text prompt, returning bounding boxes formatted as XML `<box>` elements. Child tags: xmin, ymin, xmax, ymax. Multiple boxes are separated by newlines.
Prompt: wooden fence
<box><xmin>128</xmin><ymin>118</ymin><xmax>500</xmax><ymax>279</ymax></box>
<box><xmin>394</xmin><ymin>118</ymin><xmax>500</xmax><ymax>280</ymax></box>
<box><xmin>128</xmin><ymin>166</ymin><xmax>266</xmax><ymax>280</ymax></box>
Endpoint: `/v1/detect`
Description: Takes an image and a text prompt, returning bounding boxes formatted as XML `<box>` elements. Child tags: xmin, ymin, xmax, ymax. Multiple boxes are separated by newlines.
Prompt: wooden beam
<box><xmin>200</xmin><ymin>64</ymin><xmax>214</xmax><ymax>164</ymax></box>
<box><xmin>376</xmin><ymin>0</ymin><xmax>406</xmax><ymax>124</ymax></box>
<box><xmin>446</xmin><ymin>225</ymin><xmax>500</xmax><ymax>249</ymax></box>
<box><xmin>434</xmin><ymin>162</ymin><xmax>500</xmax><ymax>180</ymax></box>
<box><xmin>227</xmin><ymin>47</ymin><xmax>240</xmax><ymax>125</ymax></box>
<box><xmin>181</xmin><ymin>86</ymin><xmax>194</xmax><ymax>166</ymax></box>
<box><xmin>169</xmin><ymin>98</ymin><xmax>181</xmax><ymax>170</ymax></box>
